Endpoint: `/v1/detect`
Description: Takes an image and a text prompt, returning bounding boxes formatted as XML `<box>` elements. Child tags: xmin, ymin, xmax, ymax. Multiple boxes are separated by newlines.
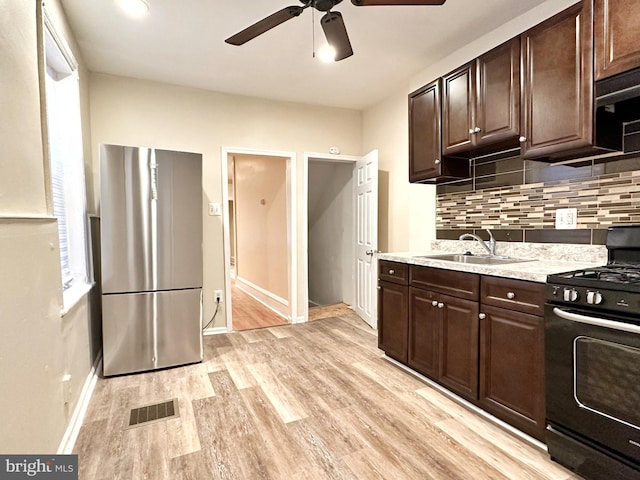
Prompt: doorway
<box><xmin>303</xmin><ymin>150</ymin><xmax>378</xmax><ymax>328</ymax></box>
<box><xmin>222</xmin><ymin>147</ymin><xmax>297</xmax><ymax>332</ymax></box>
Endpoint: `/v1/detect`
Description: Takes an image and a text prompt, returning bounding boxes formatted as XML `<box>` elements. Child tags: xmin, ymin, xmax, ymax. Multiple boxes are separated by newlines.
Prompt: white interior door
<box><xmin>355</xmin><ymin>150</ymin><xmax>378</xmax><ymax>329</ymax></box>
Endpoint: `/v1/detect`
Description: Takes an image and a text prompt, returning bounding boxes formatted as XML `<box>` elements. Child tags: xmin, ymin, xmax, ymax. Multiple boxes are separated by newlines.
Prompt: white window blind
<box><xmin>44</xmin><ymin>9</ymin><xmax>89</xmax><ymax>305</ymax></box>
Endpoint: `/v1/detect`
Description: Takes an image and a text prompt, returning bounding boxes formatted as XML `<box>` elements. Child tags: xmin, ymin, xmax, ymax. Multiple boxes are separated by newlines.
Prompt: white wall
<box><xmin>308</xmin><ymin>161</ymin><xmax>354</xmax><ymax>306</ymax></box>
<box><xmin>362</xmin><ymin>0</ymin><xmax>579</xmax><ymax>253</ymax></box>
<box><xmin>0</xmin><ymin>0</ymin><xmax>98</xmax><ymax>453</ymax></box>
<box><xmin>88</xmin><ymin>73</ymin><xmax>363</xmax><ymax>325</ymax></box>
<box><xmin>234</xmin><ymin>154</ymin><xmax>288</xmax><ymax>300</ymax></box>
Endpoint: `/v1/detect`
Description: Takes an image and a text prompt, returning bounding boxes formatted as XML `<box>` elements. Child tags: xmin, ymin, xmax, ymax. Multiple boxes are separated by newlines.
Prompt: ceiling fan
<box><xmin>225</xmin><ymin>0</ymin><xmax>448</xmax><ymax>61</ymax></box>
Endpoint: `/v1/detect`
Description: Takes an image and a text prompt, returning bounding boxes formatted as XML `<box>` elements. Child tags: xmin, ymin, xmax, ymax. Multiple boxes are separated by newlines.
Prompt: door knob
<box><xmin>365</xmin><ymin>249</ymin><xmax>378</xmax><ymax>256</ymax></box>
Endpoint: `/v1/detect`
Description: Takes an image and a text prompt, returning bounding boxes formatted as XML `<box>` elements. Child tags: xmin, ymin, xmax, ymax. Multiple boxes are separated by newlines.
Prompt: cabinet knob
<box><xmin>431</xmin><ymin>300</ymin><xmax>438</xmax><ymax>307</ymax></box>
<box><xmin>437</xmin><ymin>302</ymin><xmax>444</xmax><ymax>309</ymax></box>
<box><xmin>469</xmin><ymin>128</ymin><xmax>475</xmax><ymax>135</ymax></box>
<box><xmin>389</xmin><ymin>269</ymin><xmax>394</xmax><ymax>275</ymax></box>
<box><xmin>507</xmin><ymin>292</ymin><xmax>515</xmax><ymax>299</ymax></box>
<box><xmin>377</xmin><ymin>286</ymin><xmax>381</xmax><ymax>290</ymax></box>
<box><xmin>519</xmin><ymin>136</ymin><xmax>527</xmax><ymax>143</ymax></box>
<box><xmin>434</xmin><ymin>158</ymin><xmax>441</xmax><ymax>165</ymax></box>
<box><xmin>474</xmin><ymin>127</ymin><xmax>481</xmax><ymax>133</ymax></box>
<box><xmin>479</xmin><ymin>313</ymin><xmax>486</xmax><ymax>320</ymax></box>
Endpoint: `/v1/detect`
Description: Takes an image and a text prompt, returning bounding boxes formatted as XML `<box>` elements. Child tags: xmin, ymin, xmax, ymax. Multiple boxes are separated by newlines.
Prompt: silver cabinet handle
<box><xmin>434</xmin><ymin>158</ymin><xmax>441</xmax><ymax>165</ymax></box>
<box><xmin>553</xmin><ymin>307</ymin><xmax>640</xmax><ymax>335</ymax></box>
<box><xmin>431</xmin><ymin>300</ymin><xmax>438</xmax><ymax>307</ymax></box>
<box><xmin>479</xmin><ymin>313</ymin><xmax>486</xmax><ymax>320</ymax></box>
<box><xmin>437</xmin><ymin>302</ymin><xmax>444</xmax><ymax>309</ymax></box>
<box><xmin>519</xmin><ymin>136</ymin><xmax>527</xmax><ymax>142</ymax></box>
<box><xmin>507</xmin><ymin>292</ymin><xmax>515</xmax><ymax>299</ymax></box>
<box><xmin>389</xmin><ymin>269</ymin><xmax>395</xmax><ymax>275</ymax></box>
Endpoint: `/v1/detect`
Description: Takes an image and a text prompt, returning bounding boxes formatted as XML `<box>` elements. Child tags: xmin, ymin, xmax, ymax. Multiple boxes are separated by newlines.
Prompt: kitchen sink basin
<box><xmin>414</xmin><ymin>253</ymin><xmax>534</xmax><ymax>265</ymax></box>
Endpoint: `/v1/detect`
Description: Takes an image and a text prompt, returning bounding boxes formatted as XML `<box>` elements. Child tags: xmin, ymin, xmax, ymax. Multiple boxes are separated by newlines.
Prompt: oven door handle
<box><xmin>553</xmin><ymin>307</ymin><xmax>640</xmax><ymax>335</ymax></box>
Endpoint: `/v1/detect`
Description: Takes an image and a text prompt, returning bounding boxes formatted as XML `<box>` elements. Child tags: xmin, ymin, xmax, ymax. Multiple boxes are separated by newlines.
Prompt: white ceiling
<box><xmin>60</xmin><ymin>0</ymin><xmax>548</xmax><ymax>110</ymax></box>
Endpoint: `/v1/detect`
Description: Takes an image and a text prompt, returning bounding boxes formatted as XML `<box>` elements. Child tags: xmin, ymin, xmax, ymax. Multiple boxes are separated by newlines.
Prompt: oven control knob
<box><xmin>563</xmin><ymin>288</ymin><xmax>579</xmax><ymax>302</ymax></box>
<box><xmin>586</xmin><ymin>290</ymin><xmax>604</xmax><ymax>305</ymax></box>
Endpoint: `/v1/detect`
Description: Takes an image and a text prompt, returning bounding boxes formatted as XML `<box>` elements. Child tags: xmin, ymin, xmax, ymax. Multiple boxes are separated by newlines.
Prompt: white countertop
<box><xmin>378</xmin><ymin>240</ymin><xmax>607</xmax><ymax>283</ymax></box>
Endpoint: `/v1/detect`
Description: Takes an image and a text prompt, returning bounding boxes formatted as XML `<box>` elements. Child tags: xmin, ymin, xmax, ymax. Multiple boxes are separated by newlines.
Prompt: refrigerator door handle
<box><xmin>150</xmin><ymin>153</ymin><xmax>158</xmax><ymax>200</ymax></box>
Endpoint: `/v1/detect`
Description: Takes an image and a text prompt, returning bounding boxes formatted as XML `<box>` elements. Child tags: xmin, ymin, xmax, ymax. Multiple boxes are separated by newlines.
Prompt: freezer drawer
<box><xmin>102</xmin><ymin>288</ymin><xmax>203</xmax><ymax>376</ymax></box>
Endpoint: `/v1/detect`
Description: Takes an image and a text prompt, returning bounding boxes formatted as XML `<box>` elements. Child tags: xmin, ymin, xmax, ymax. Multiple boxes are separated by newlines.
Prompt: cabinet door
<box><xmin>442</xmin><ymin>63</ymin><xmax>475</xmax><ymax>154</ymax></box>
<box><xmin>408</xmin><ymin>287</ymin><xmax>440</xmax><ymax>379</ymax></box>
<box><xmin>520</xmin><ymin>2</ymin><xmax>594</xmax><ymax>159</ymax></box>
<box><xmin>377</xmin><ymin>281</ymin><xmax>408</xmax><ymax>363</ymax></box>
<box><xmin>595</xmin><ymin>0</ymin><xmax>640</xmax><ymax>80</ymax></box>
<box><xmin>476</xmin><ymin>38</ymin><xmax>520</xmax><ymax>147</ymax></box>
<box><xmin>409</xmin><ymin>80</ymin><xmax>442</xmax><ymax>182</ymax></box>
<box><xmin>438</xmin><ymin>293</ymin><xmax>479</xmax><ymax>402</ymax></box>
<box><xmin>479</xmin><ymin>305</ymin><xmax>545</xmax><ymax>440</ymax></box>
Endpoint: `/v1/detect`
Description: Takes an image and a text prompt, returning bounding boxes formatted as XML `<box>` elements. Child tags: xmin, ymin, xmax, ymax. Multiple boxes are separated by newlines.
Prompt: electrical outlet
<box><xmin>556</xmin><ymin>208</ymin><xmax>577</xmax><ymax>229</ymax></box>
<box><xmin>208</xmin><ymin>202</ymin><xmax>221</xmax><ymax>216</ymax></box>
<box><xmin>214</xmin><ymin>290</ymin><xmax>223</xmax><ymax>303</ymax></box>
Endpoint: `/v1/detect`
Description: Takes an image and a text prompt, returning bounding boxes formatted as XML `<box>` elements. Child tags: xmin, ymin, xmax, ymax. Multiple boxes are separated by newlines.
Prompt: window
<box><xmin>43</xmin><ymin>13</ymin><xmax>90</xmax><ymax>311</ymax></box>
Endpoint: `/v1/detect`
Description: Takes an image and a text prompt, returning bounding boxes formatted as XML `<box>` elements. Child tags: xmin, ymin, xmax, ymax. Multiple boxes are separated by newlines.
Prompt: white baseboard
<box><xmin>292</xmin><ymin>315</ymin><xmax>306</xmax><ymax>324</ymax></box>
<box><xmin>57</xmin><ymin>350</ymin><xmax>102</xmax><ymax>454</ymax></box>
<box><xmin>203</xmin><ymin>326</ymin><xmax>228</xmax><ymax>336</ymax></box>
<box><xmin>235</xmin><ymin>276</ymin><xmax>289</xmax><ymax>320</ymax></box>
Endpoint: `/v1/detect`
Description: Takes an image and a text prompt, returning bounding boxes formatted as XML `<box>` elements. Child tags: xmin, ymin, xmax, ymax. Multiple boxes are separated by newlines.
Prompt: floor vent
<box><xmin>127</xmin><ymin>398</ymin><xmax>179</xmax><ymax>428</ymax></box>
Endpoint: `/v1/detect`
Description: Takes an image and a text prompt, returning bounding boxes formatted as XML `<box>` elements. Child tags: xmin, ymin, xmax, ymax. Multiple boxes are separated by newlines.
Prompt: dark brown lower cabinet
<box><xmin>479</xmin><ymin>304</ymin><xmax>545</xmax><ymax>440</ymax></box>
<box><xmin>438</xmin><ymin>293</ymin><xmax>479</xmax><ymax>402</ymax></box>
<box><xmin>408</xmin><ymin>287</ymin><xmax>439</xmax><ymax>379</ymax></box>
<box><xmin>408</xmin><ymin>286</ymin><xmax>479</xmax><ymax>402</ymax></box>
<box><xmin>377</xmin><ymin>280</ymin><xmax>408</xmax><ymax>363</ymax></box>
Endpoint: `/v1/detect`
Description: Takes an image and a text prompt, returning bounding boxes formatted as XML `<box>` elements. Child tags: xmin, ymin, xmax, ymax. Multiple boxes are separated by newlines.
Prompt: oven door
<box><xmin>546</xmin><ymin>304</ymin><xmax>640</xmax><ymax>465</ymax></box>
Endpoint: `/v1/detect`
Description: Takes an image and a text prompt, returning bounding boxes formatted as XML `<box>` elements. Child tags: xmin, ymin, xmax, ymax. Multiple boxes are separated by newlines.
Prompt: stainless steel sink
<box><xmin>414</xmin><ymin>253</ymin><xmax>534</xmax><ymax>265</ymax></box>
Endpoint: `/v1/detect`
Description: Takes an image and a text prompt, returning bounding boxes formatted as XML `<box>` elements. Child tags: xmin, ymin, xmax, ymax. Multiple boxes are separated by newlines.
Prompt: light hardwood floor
<box><xmin>231</xmin><ymin>282</ymin><xmax>288</xmax><ymax>331</ymax></box>
<box><xmin>74</xmin><ymin>312</ymin><xmax>580</xmax><ymax>479</ymax></box>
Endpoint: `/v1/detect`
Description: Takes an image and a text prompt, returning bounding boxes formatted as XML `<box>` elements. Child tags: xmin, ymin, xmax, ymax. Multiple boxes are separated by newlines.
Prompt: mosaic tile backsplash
<box><xmin>436</xmin><ymin>152</ymin><xmax>640</xmax><ymax>244</ymax></box>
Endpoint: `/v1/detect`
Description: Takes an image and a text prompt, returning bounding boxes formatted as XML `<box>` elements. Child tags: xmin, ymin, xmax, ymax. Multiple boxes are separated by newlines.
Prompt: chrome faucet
<box><xmin>459</xmin><ymin>229</ymin><xmax>496</xmax><ymax>256</ymax></box>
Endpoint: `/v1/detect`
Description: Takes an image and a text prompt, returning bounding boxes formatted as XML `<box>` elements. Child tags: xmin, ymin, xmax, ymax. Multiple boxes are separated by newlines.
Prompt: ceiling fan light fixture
<box><xmin>116</xmin><ymin>0</ymin><xmax>149</xmax><ymax>19</ymax></box>
<box><xmin>317</xmin><ymin>44</ymin><xmax>336</xmax><ymax>63</ymax></box>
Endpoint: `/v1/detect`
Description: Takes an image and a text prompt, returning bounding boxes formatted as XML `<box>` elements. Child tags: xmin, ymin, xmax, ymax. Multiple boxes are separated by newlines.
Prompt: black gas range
<box><xmin>545</xmin><ymin>226</ymin><xmax>640</xmax><ymax>480</ymax></box>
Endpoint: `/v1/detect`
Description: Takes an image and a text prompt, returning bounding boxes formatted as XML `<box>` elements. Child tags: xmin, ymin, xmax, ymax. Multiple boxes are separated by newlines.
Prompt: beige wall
<box><xmin>0</xmin><ymin>0</ymin><xmax>98</xmax><ymax>453</ymax></box>
<box><xmin>362</xmin><ymin>0</ymin><xmax>579</xmax><ymax>253</ymax></box>
<box><xmin>88</xmin><ymin>73</ymin><xmax>363</xmax><ymax>324</ymax></box>
<box><xmin>234</xmin><ymin>155</ymin><xmax>288</xmax><ymax>300</ymax></box>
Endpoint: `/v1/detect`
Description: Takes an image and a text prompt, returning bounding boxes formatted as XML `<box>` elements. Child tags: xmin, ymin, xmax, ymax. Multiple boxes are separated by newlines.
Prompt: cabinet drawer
<box><xmin>481</xmin><ymin>276</ymin><xmax>544</xmax><ymax>316</ymax></box>
<box><xmin>410</xmin><ymin>266</ymin><xmax>479</xmax><ymax>301</ymax></box>
<box><xmin>379</xmin><ymin>261</ymin><xmax>408</xmax><ymax>285</ymax></box>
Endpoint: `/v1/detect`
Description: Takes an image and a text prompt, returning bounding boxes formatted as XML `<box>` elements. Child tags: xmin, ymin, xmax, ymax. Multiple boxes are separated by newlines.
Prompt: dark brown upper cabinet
<box><xmin>519</xmin><ymin>1</ymin><xmax>607</xmax><ymax>160</ymax></box>
<box><xmin>595</xmin><ymin>0</ymin><xmax>640</xmax><ymax>80</ymax></box>
<box><xmin>443</xmin><ymin>38</ymin><xmax>520</xmax><ymax>157</ymax></box>
<box><xmin>409</xmin><ymin>80</ymin><xmax>469</xmax><ymax>182</ymax></box>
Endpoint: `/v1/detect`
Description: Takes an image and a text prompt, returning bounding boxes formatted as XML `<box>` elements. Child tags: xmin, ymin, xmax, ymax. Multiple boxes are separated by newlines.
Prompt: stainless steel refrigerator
<box><xmin>100</xmin><ymin>144</ymin><xmax>203</xmax><ymax>376</ymax></box>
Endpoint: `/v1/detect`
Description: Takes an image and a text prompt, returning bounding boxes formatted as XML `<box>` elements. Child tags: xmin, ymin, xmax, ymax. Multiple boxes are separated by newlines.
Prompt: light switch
<box><xmin>208</xmin><ymin>202</ymin><xmax>221</xmax><ymax>216</ymax></box>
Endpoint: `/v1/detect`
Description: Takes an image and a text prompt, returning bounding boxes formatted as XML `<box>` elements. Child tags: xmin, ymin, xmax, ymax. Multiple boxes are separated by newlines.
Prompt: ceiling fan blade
<box><xmin>321</xmin><ymin>11</ymin><xmax>353</xmax><ymax>61</ymax></box>
<box><xmin>351</xmin><ymin>0</ymin><xmax>446</xmax><ymax>5</ymax></box>
<box><xmin>225</xmin><ymin>6</ymin><xmax>305</xmax><ymax>46</ymax></box>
